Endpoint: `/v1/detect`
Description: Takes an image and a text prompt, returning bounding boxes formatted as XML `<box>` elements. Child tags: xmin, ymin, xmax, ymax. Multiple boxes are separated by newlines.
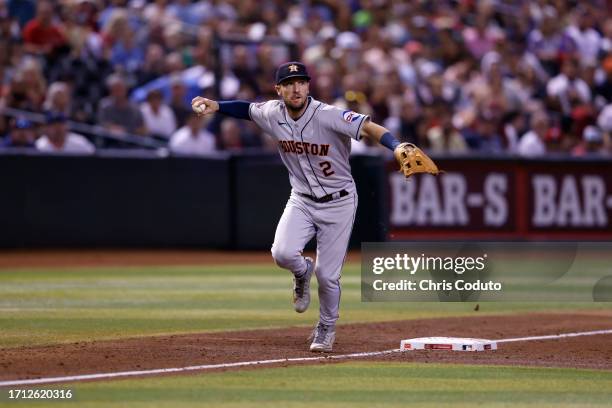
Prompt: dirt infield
<box><xmin>1</xmin><ymin>312</ymin><xmax>611</xmax><ymax>383</ymax></box>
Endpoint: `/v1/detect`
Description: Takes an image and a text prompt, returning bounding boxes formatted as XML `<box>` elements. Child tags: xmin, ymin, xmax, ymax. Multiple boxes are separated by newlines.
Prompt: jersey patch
<box><xmin>342</xmin><ymin>110</ymin><xmax>360</xmax><ymax>123</ymax></box>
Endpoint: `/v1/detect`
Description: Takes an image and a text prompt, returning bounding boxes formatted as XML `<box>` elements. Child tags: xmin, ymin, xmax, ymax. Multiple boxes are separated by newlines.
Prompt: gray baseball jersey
<box><xmin>251</xmin><ymin>96</ymin><xmax>368</xmax><ymax>327</ymax></box>
<box><xmin>249</xmin><ymin>96</ymin><xmax>369</xmax><ymax>198</ymax></box>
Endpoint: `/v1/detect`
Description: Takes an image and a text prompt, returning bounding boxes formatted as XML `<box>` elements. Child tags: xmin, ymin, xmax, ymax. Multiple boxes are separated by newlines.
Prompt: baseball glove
<box><xmin>394</xmin><ymin>143</ymin><xmax>442</xmax><ymax>178</ymax></box>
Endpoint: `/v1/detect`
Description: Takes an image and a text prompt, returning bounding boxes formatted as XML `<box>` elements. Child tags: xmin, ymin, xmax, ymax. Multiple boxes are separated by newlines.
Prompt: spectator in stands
<box><xmin>140</xmin><ymin>89</ymin><xmax>176</xmax><ymax>139</ymax></box>
<box><xmin>239</xmin><ymin>120</ymin><xmax>265</xmax><ymax>149</ymax></box>
<box><xmin>98</xmin><ymin>73</ymin><xmax>146</xmax><ymax>136</ymax></box>
<box><xmin>572</xmin><ymin>125</ymin><xmax>607</xmax><ymax>156</ymax></box>
<box><xmin>0</xmin><ymin>1</ymin><xmax>609</xmax><ymax>155</ymax></box>
<box><xmin>22</xmin><ymin>0</ymin><xmax>67</xmax><ymax>57</ymax></box>
<box><xmin>142</xmin><ymin>0</ymin><xmax>173</xmax><ymax>26</ymax></box>
<box><xmin>61</xmin><ymin>0</ymin><xmax>102</xmax><ymax>60</ymax></box>
<box><xmin>598</xmin><ymin>104</ymin><xmax>612</xmax><ymax>137</ymax></box>
<box><xmin>72</xmin><ymin>0</ymin><xmax>99</xmax><ymax>32</ymax></box>
<box><xmin>565</xmin><ymin>7</ymin><xmax>602</xmax><ymax>68</ymax></box>
<box><xmin>43</xmin><ymin>82</ymin><xmax>73</xmax><ymax>119</ymax></box>
<box><xmin>501</xmin><ymin>111</ymin><xmax>524</xmax><ymax>153</ymax></box>
<box><xmin>219</xmin><ymin>119</ymin><xmax>241</xmax><ymax>150</ymax></box>
<box><xmin>518</xmin><ymin>111</ymin><xmax>549</xmax><ymax>157</ymax></box>
<box><xmin>136</xmin><ymin>43</ymin><xmax>166</xmax><ymax>87</ymax></box>
<box><xmin>35</xmin><ymin>111</ymin><xmax>94</xmax><ymax>154</ymax></box>
<box><xmin>167</xmin><ymin>0</ymin><xmax>208</xmax><ymax>26</ymax></box>
<box><xmin>230</xmin><ymin>45</ymin><xmax>260</xmax><ymax>95</ymax></box>
<box><xmin>163</xmin><ymin>51</ymin><xmax>184</xmax><ymax>76</ymax></box>
<box><xmin>0</xmin><ymin>8</ymin><xmax>19</xmax><ymax>43</ymax></box>
<box><xmin>543</xmin><ymin>125</ymin><xmax>565</xmax><ymax>154</ymax></box>
<box><xmin>527</xmin><ymin>13</ymin><xmax>576</xmax><ymax>77</ymax></box>
<box><xmin>462</xmin><ymin>12</ymin><xmax>503</xmax><ymax>60</ymax></box>
<box><xmin>547</xmin><ymin>58</ymin><xmax>592</xmax><ymax>115</ymax></box>
<box><xmin>100</xmin><ymin>6</ymin><xmax>130</xmax><ymax>52</ymax></box>
<box><xmin>2</xmin><ymin>117</ymin><xmax>36</xmax><ymax>148</ymax></box>
<box><xmin>595</xmin><ymin>56</ymin><xmax>612</xmax><ymax>105</ymax></box>
<box><xmin>2</xmin><ymin>58</ymin><xmax>46</xmax><ymax>111</ymax></box>
<box><xmin>110</xmin><ymin>25</ymin><xmax>144</xmax><ymax>74</ymax></box>
<box><xmin>169</xmin><ymin>112</ymin><xmax>215</xmax><ymax>155</ymax></box>
<box><xmin>472</xmin><ymin>114</ymin><xmax>505</xmax><ymax>153</ymax></box>
<box><xmin>397</xmin><ymin>98</ymin><xmax>423</xmax><ymax>146</ymax></box>
<box><xmin>426</xmin><ymin>110</ymin><xmax>468</xmax><ymax>153</ymax></box>
<box><xmin>97</xmin><ymin>0</ymin><xmax>131</xmax><ymax>30</ymax></box>
<box><xmin>168</xmin><ymin>75</ymin><xmax>191</xmax><ymax>128</ymax></box>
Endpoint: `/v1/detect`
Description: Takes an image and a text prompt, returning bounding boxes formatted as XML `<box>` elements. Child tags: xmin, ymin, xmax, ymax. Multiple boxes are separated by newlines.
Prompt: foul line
<box><xmin>495</xmin><ymin>329</ymin><xmax>612</xmax><ymax>343</ymax></box>
<box><xmin>1</xmin><ymin>329</ymin><xmax>611</xmax><ymax>387</ymax></box>
<box><xmin>0</xmin><ymin>349</ymin><xmax>402</xmax><ymax>387</ymax></box>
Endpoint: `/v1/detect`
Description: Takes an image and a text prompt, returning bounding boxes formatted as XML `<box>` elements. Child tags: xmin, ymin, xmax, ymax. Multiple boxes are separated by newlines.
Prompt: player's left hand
<box><xmin>394</xmin><ymin>143</ymin><xmax>442</xmax><ymax>178</ymax></box>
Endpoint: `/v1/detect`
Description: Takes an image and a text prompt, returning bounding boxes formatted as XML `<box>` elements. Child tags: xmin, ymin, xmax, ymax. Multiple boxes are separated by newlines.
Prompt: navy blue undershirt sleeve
<box><xmin>380</xmin><ymin>132</ymin><xmax>401</xmax><ymax>151</ymax></box>
<box><xmin>218</xmin><ymin>101</ymin><xmax>252</xmax><ymax>120</ymax></box>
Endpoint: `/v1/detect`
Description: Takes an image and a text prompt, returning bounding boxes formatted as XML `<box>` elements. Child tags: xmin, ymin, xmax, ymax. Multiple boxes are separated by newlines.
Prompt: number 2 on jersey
<box><xmin>319</xmin><ymin>161</ymin><xmax>335</xmax><ymax>177</ymax></box>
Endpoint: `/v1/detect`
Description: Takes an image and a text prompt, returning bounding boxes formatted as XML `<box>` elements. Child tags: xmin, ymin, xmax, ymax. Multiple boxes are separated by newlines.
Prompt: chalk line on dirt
<box><xmin>1</xmin><ymin>329</ymin><xmax>611</xmax><ymax>387</ymax></box>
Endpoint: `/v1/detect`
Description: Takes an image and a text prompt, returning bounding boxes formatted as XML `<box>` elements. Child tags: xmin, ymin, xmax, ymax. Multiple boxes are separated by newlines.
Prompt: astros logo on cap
<box><xmin>275</xmin><ymin>61</ymin><xmax>311</xmax><ymax>84</ymax></box>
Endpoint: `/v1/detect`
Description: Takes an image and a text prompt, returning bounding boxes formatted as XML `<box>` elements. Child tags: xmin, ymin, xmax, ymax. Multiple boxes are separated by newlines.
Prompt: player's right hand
<box><xmin>191</xmin><ymin>96</ymin><xmax>219</xmax><ymax>116</ymax></box>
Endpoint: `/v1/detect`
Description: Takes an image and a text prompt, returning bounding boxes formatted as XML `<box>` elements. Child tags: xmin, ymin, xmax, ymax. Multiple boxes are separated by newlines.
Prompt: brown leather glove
<box><xmin>394</xmin><ymin>143</ymin><xmax>442</xmax><ymax>178</ymax></box>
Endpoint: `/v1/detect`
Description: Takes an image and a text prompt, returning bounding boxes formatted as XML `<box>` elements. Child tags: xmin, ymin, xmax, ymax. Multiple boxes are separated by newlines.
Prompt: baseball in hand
<box><xmin>192</xmin><ymin>97</ymin><xmax>218</xmax><ymax>115</ymax></box>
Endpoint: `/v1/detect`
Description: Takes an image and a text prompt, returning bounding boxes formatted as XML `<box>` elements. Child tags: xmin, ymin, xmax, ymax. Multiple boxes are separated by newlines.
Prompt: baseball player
<box><xmin>192</xmin><ymin>62</ymin><xmax>439</xmax><ymax>352</ymax></box>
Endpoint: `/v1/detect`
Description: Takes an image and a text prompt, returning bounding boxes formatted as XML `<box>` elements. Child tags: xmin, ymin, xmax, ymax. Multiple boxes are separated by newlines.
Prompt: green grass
<box><xmin>2</xmin><ymin>363</ymin><xmax>612</xmax><ymax>407</ymax></box>
<box><xmin>1</xmin><ymin>262</ymin><xmax>611</xmax><ymax>407</ymax></box>
<box><xmin>0</xmin><ymin>263</ymin><xmax>609</xmax><ymax>348</ymax></box>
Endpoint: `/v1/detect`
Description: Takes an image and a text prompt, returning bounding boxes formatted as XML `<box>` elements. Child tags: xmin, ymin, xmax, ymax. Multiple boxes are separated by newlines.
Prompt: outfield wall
<box><xmin>0</xmin><ymin>151</ymin><xmax>232</xmax><ymax>248</ymax></box>
<box><xmin>388</xmin><ymin>156</ymin><xmax>612</xmax><ymax>239</ymax></box>
<box><xmin>1</xmin><ymin>152</ymin><xmax>610</xmax><ymax>249</ymax></box>
<box><xmin>0</xmin><ymin>151</ymin><xmax>387</xmax><ymax>249</ymax></box>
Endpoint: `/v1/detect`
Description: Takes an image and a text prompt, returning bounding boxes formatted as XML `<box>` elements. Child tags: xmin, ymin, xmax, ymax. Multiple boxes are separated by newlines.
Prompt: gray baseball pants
<box><xmin>271</xmin><ymin>190</ymin><xmax>358</xmax><ymax>326</ymax></box>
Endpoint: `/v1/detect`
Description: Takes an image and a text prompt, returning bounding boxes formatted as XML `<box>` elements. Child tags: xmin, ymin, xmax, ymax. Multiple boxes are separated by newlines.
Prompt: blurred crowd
<box><xmin>0</xmin><ymin>0</ymin><xmax>611</xmax><ymax>157</ymax></box>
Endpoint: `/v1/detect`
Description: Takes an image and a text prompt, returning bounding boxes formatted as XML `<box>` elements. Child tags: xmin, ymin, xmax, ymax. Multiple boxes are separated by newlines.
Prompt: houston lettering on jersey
<box><xmin>278</xmin><ymin>140</ymin><xmax>330</xmax><ymax>156</ymax></box>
